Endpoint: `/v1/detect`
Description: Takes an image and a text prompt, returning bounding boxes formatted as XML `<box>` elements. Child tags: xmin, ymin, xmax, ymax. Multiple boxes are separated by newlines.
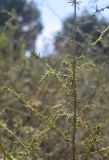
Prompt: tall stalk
<box><xmin>71</xmin><ymin>0</ymin><xmax>77</xmax><ymax>160</ymax></box>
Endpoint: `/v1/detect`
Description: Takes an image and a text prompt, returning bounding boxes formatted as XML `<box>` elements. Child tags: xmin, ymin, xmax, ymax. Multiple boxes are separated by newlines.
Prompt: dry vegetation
<box><xmin>0</xmin><ymin>0</ymin><xmax>109</xmax><ymax>159</ymax></box>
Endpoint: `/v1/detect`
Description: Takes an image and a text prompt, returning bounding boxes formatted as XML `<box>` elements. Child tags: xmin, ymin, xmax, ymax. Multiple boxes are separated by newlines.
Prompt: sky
<box><xmin>31</xmin><ymin>0</ymin><xmax>109</xmax><ymax>56</ymax></box>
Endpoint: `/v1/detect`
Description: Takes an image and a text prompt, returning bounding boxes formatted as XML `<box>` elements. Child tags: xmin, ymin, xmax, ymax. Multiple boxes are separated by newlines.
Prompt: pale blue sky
<box><xmin>31</xmin><ymin>0</ymin><xmax>109</xmax><ymax>56</ymax></box>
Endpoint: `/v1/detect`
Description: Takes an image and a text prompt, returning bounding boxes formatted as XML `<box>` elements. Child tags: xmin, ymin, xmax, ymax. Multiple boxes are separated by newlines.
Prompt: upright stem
<box><xmin>71</xmin><ymin>0</ymin><xmax>77</xmax><ymax>160</ymax></box>
<box><xmin>73</xmin><ymin>0</ymin><xmax>77</xmax><ymax>57</ymax></box>
<box><xmin>71</xmin><ymin>58</ymin><xmax>77</xmax><ymax>160</ymax></box>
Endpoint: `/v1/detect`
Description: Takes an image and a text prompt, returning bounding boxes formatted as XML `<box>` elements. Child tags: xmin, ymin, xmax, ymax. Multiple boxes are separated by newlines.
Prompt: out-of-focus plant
<box><xmin>0</xmin><ymin>0</ymin><xmax>109</xmax><ymax>160</ymax></box>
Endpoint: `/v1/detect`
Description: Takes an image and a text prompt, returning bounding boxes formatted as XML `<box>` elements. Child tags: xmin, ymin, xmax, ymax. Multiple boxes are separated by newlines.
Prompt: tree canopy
<box><xmin>0</xmin><ymin>0</ymin><xmax>43</xmax><ymax>59</ymax></box>
<box><xmin>54</xmin><ymin>12</ymin><xmax>109</xmax><ymax>60</ymax></box>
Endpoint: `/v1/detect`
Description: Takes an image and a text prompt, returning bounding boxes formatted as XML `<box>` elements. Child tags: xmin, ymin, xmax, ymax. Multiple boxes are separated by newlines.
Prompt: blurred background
<box><xmin>0</xmin><ymin>0</ymin><xmax>109</xmax><ymax>159</ymax></box>
<box><xmin>34</xmin><ymin>0</ymin><xmax>109</xmax><ymax>56</ymax></box>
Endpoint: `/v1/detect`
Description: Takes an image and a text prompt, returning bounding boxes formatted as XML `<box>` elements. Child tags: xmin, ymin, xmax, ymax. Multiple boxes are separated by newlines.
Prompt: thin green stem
<box><xmin>0</xmin><ymin>123</ymin><xmax>40</xmax><ymax>159</ymax></box>
<box><xmin>84</xmin><ymin>115</ymin><xmax>106</xmax><ymax>160</ymax></box>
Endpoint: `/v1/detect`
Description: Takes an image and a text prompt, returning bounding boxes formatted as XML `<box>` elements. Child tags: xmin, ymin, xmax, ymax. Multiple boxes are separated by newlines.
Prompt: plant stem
<box><xmin>71</xmin><ymin>0</ymin><xmax>77</xmax><ymax>160</ymax></box>
<box><xmin>71</xmin><ymin>58</ymin><xmax>77</xmax><ymax>160</ymax></box>
<box><xmin>73</xmin><ymin>0</ymin><xmax>77</xmax><ymax>57</ymax></box>
<box><xmin>84</xmin><ymin>115</ymin><xmax>106</xmax><ymax>160</ymax></box>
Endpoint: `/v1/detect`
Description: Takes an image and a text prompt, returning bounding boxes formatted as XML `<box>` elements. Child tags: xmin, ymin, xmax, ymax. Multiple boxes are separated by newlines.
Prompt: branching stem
<box><xmin>84</xmin><ymin>115</ymin><xmax>106</xmax><ymax>160</ymax></box>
